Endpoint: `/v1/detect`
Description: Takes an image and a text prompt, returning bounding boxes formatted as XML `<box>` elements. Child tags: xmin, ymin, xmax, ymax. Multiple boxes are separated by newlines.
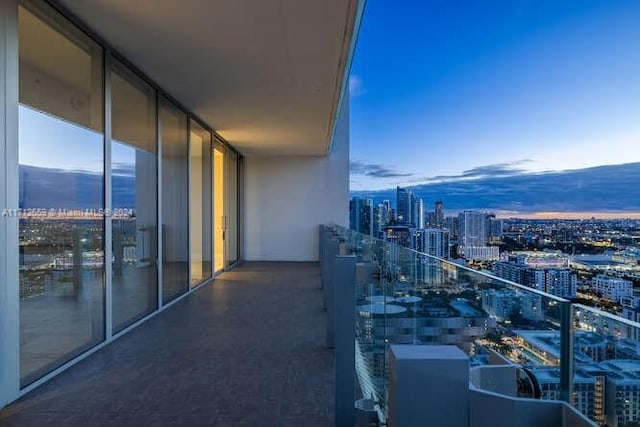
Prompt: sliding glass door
<box><xmin>160</xmin><ymin>100</ymin><xmax>189</xmax><ymax>303</ymax></box>
<box><xmin>110</xmin><ymin>60</ymin><xmax>158</xmax><ymax>333</ymax></box>
<box><xmin>225</xmin><ymin>149</ymin><xmax>239</xmax><ymax>267</ymax></box>
<box><xmin>14</xmin><ymin>0</ymin><xmax>242</xmax><ymax>391</ymax></box>
<box><xmin>189</xmin><ymin>121</ymin><xmax>212</xmax><ymax>286</ymax></box>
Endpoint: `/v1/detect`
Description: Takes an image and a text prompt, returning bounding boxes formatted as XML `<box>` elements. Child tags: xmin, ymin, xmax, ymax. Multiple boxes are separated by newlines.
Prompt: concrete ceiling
<box><xmin>56</xmin><ymin>0</ymin><xmax>359</xmax><ymax>157</ymax></box>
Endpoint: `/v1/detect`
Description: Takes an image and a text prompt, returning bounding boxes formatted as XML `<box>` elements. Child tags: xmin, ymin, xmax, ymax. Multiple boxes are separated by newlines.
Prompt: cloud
<box><xmin>351</xmin><ymin>162</ymin><xmax>640</xmax><ymax>212</ymax></box>
<box><xmin>111</xmin><ymin>163</ymin><xmax>135</xmax><ymax>177</ymax></box>
<box><xmin>349</xmin><ymin>75</ymin><xmax>366</xmax><ymax>98</ymax></box>
<box><xmin>415</xmin><ymin>159</ymin><xmax>533</xmax><ymax>183</ymax></box>
<box><xmin>350</xmin><ymin>161</ymin><xmax>413</xmax><ymax>179</ymax></box>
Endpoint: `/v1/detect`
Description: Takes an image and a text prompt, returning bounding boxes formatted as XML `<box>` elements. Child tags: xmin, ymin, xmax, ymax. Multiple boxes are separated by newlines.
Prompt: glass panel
<box><xmin>225</xmin><ymin>149</ymin><xmax>238</xmax><ymax>266</ymax></box>
<box><xmin>18</xmin><ymin>4</ymin><xmax>105</xmax><ymax>386</ymax></box>
<box><xmin>573</xmin><ymin>305</ymin><xmax>640</xmax><ymax>426</ymax></box>
<box><xmin>160</xmin><ymin>99</ymin><xmax>189</xmax><ymax>303</ymax></box>
<box><xmin>110</xmin><ymin>61</ymin><xmax>158</xmax><ymax>332</ymax></box>
<box><xmin>328</xmin><ymin>224</ymin><xmax>571</xmax><ymax>423</ymax></box>
<box><xmin>189</xmin><ymin>121</ymin><xmax>212</xmax><ymax>286</ymax></box>
<box><xmin>214</xmin><ymin>141</ymin><xmax>224</xmax><ymax>272</ymax></box>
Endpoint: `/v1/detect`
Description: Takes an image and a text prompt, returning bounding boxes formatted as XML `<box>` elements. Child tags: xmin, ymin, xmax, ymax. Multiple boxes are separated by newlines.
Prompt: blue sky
<box><xmin>350</xmin><ymin>0</ymin><xmax>640</xmax><ymax>191</ymax></box>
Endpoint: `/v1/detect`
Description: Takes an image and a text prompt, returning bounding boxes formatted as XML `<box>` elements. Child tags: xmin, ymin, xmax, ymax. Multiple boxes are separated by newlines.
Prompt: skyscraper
<box><xmin>396</xmin><ymin>186</ymin><xmax>412</xmax><ymax>225</ymax></box>
<box><xmin>458</xmin><ymin>210</ymin><xmax>487</xmax><ymax>247</ymax></box>
<box><xmin>414</xmin><ymin>197</ymin><xmax>424</xmax><ymax>229</ymax></box>
<box><xmin>396</xmin><ymin>186</ymin><xmax>423</xmax><ymax>227</ymax></box>
<box><xmin>350</xmin><ymin>197</ymin><xmax>373</xmax><ymax>235</ymax></box>
<box><xmin>486</xmin><ymin>213</ymin><xmax>504</xmax><ymax>244</ymax></box>
<box><xmin>413</xmin><ymin>228</ymin><xmax>450</xmax><ymax>259</ymax></box>
<box><xmin>434</xmin><ymin>201</ymin><xmax>444</xmax><ymax>227</ymax></box>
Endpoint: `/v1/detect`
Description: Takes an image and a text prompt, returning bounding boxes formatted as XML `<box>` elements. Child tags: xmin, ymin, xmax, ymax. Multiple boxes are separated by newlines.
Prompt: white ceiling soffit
<box><xmin>56</xmin><ymin>0</ymin><xmax>359</xmax><ymax>157</ymax></box>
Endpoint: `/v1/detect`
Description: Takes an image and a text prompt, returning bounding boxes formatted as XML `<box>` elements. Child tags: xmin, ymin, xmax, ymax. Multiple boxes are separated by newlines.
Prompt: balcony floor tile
<box><xmin>0</xmin><ymin>262</ymin><xmax>333</xmax><ymax>426</ymax></box>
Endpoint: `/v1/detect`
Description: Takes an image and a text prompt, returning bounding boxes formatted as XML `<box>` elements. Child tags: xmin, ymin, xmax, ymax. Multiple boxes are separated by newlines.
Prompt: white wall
<box><xmin>243</xmin><ymin>95</ymin><xmax>349</xmax><ymax>261</ymax></box>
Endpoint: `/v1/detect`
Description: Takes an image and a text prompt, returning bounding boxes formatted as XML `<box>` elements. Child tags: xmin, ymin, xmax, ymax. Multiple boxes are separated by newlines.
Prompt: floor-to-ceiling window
<box><xmin>189</xmin><ymin>121</ymin><xmax>212</xmax><ymax>286</ymax></box>
<box><xmin>110</xmin><ymin>61</ymin><xmax>158</xmax><ymax>332</ymax></box>
<box><xmin>213</xmin><ymin>140</ymin><xmax>225</xmax><ymax>272</ymax></box>
<box><xmin>18</xmin><ymin>3</ymin><xmax>105</xmax><ymax>386</ymax></box>
<box><xmin>225</xmin><ymin>149</ymin><xmax>239</xmax><ymax>267</ymax></box>
<box><xmin>13</xmin><ymin>0</ymin><xmax>242</xmax><ymax>393</ymax></box>
<box><xmin>160</xmin><ymin>99</ymin><xmax>189</xmax><ymax>303</ymax></box>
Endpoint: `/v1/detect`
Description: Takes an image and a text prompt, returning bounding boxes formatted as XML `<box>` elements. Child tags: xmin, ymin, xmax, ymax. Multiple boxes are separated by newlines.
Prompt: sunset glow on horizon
<box><xmin>494</xmin><ymin>211</ymin><xmax>640</xmax><ymax>220</ymax></box>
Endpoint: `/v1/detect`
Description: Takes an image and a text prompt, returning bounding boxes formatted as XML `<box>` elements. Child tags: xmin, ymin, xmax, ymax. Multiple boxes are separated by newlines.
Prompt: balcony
<box><xmin>0</xmin><ymin>262</ymin><xmax>334</xmax><ymax>425</ymax></box>
<box><xmin>3</xmin><ymin>227</ymin><xmax>626</xmax><ymax>426</ymax></box>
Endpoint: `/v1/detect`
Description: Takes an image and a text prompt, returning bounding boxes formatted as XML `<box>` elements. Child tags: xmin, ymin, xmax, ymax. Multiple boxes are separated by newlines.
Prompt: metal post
<box><xmin>335</xmin><ymin>255</ymin><xmax>356</xmax><ymax>427</ymax></box>
<box><xmin>104</xmin><ymin>50</ymin><xmax>114</xmax><ymax>340</ymax></box>
<box><xmin>0</xmin><ymin>0</ymin><xmax>19</xmax><ymax>409</ymax></box>
<box><xmin>559</xmin><ymin>300</ymin><xmax>574</xmax><ymax>403</ymax></box>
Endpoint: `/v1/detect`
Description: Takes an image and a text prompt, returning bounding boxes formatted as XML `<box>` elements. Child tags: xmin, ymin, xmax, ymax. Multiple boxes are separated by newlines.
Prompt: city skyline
<box><xmin>350</xmin><ymin>0</ymin><xmax>640</xmax><ymax>191</ymax></box>
<box><xmin>352</xmin><ymin>161</ymin><xmax>640</xmax><ymax>217</ymax></box>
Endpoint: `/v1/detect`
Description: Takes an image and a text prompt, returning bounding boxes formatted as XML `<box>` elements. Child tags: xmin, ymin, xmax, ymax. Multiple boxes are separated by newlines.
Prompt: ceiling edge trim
<box><xmin>324</xmin><ymin>0</ymin><xmax>366</xmax><ymax>157</ymax></box>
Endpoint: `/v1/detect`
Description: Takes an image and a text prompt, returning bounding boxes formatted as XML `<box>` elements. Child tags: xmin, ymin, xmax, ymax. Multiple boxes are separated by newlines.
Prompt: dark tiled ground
<box><xmin>0</xmin><ymin>262</ymin><xmax>333</xmax><ymax>426</ymax></box>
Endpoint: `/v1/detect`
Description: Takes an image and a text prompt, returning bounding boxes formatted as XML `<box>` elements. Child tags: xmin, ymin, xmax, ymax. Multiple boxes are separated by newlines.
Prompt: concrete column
<box><xmin>388</xmin><ymin>345</ymin><xmax>469</xmax><ymax>427</ymax></box>
<box><xmin>0</xmin><ymin>0</ymin><xmax>19</xmax><ymax>409</ymax></box>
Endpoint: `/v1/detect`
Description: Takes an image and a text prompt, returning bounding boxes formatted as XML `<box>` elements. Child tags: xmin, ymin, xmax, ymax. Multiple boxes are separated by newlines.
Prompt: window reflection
<box><xmin>190</xmin><ymin>122</ymin><xmax>212</xmax><ymax>286</ymax></box>
<box><xmin>111</xmin><ymin>63</ymin><xmax>158</xmax><ymax>332</ymax></box>
<box><xmin>16</xmin><ymin>0</ymin><xmax>242</xmax><ymax>390</ymax></box>
<box><xmin>18</xmin><ymin>4</ymin><xmax>105</xmax><ymax>386</ymax></box>
<box><xmin>160</xmin><ymin>100</ymin><xmax>189</xmax><ymax>302</ymax></box>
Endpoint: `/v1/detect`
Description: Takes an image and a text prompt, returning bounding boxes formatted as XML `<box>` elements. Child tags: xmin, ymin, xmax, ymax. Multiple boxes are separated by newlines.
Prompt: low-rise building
<box><xmin>593</xmin><ymin>274</ymin><xmax>633</xmax><ymax>303</ymax></box>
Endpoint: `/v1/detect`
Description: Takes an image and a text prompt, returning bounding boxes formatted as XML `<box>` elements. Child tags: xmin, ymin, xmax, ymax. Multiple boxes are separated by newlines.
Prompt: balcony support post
<box><xmin>319</xmin><ymin>226</ymin><xmax>335</xmax><ymax>304</ymax></box>
<box><xmin>334</xmin><ymin>254</ymin><xmax>356</xmax><ymax>427</ymax></box>
<box><xmin>388</xmin><ymin>345</ymin><xmax>469</xmax><ymax>427</ymax></box>
<box><xmin>559</xmin><ymin>300</ymin><xmax>574</xmax><ymax>403</ymax></box>
<box><xmin>318</xmin><ymin>225</ymin><xmax>327</xmax><ymax>290</ymax></box>
<box><xmin>324</xmin><ymin>236</ymin><xmax>339</xmax><ymax>348</ymax></box>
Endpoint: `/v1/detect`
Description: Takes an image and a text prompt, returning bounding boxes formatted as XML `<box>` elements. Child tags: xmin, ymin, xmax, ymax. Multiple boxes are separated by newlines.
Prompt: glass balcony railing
<box><xmin>324</xmin><ymin>224</ymin><xmax>640</xmax><ymax>427</ymax></box>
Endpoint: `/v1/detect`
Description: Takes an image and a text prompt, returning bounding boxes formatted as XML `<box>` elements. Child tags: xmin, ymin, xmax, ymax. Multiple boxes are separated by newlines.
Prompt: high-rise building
<box><xmin>396</xmin><ymin>186</ymin><xmax>412</xmax><ymax>225</ymax></box>
<box><xmin>382</xmin><ymin>225</ymin><xmax>412</xmax><ymax>248</ymax></box>
<box><xmin>458</xmin><ymin>210</ymin><xmax>487</xmax><ymax>247</ymax></box>
<box><xmin>412</xmin><ymin>228</ymin><xmax>450</xmax><ymax>259</ymax></box>
<box><xmin>414</xmin><ymin>197</ymin><xmax>424</xmax><ymax>229</ymax></box>
<box><xmin>396</xmin><ymin>186</ymin><xmax>421</xmax><ymax>227</ymax></box>
<box><xmin>545</xmin><ymin>269</ymin><xmax>577</xmax><ymax>298</ymax></box>
<box><xmin>434</xmin><ymin>201</ymin><xmax>444</xmax><ymax>227</ymax></box>
<box><xmin>372</xmin><ymin>200</ymin><xmax>395</xmax><ymax>237</ymax></box>
<box><xmin>350</xmin><ymin>197</ymin><xmax>373</xmax><ymax>235</ymax></box>
<box><xmin>445</xmin><ymin>216</ymin><xmax>459</xmax><ymax>238</ymax></box>
<box><xmin>486</xmin><ymin>213</ymin><xmax>504</xmax><ymax>244</ymax></box>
